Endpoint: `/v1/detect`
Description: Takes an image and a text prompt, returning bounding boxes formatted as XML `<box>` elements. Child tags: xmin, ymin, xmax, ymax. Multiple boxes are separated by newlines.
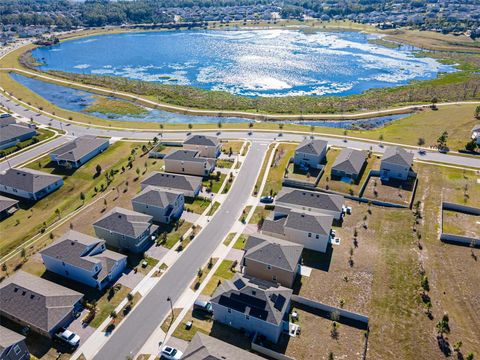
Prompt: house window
<box><xmin>267</xmin><ymin>264</ymin><xmax>272</xmax><ymax>270</ymax></box>
<box><xmin>245</xmin><ymin>315</ymin><xmax>250</xmax><ymax>320</ymax></box>
<box><xmin>272</xmin><ymin>275</ymin><xmax>277</xmax><ymax>282</ymax></box>
<box><xmin>316</xmin><ymin>234</ymin><xmax>319</xmax><ymax>239</ymax></box>
<box><xmin>13</xmin><ymin>345</ymin><xmax>21</xmax><ymax>355</ymax></box>
<box><xmin>308</xmin><ymin>233</ymin><xmax>312</xmax><ymax>238</ymax></box>
<box><xmin>227</xmin><ymin>308</ymin><xmax>231</xmax><ymax>313</ymax></box>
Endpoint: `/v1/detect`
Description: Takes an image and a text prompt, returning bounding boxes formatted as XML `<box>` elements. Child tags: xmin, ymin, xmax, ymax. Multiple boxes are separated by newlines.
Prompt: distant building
<box><xmin>0</xmin><ymin>195</ymin><xmax>19</xmax><ymax>220</ymax></box>
<box><xmin>40</xmin><ymin>230</ymin><xmax>127</xmax><ymax>290</ymax></box>
<box><xmin>132</xmin><ymin>186</ymin><xmax>184</xmax><ymax>224</ymax></box>
<box><xmin>331</xmin><ymin>148</ymin><xmax>367</xmax><ymax>182</ymax></box>
<box><xmin>0</xmin><ymin>113</ymin><xmax>17</xmax><ymax>127</ymax></box>
<box><xmin>274</xmin><ymin>188</ymin><xmax>344</xmax><ymax>220</ymax></box>
<box><xmin>262</xmin><ymin>207</ymin><xmax>334</xmax><ymax>253</ymax></box>
<box><xmin>141</xmin><ymin>172</ymin><xmax>202</xmax><ymax>198</ymax></box>
<box><xmin>210</xmin><ymin>274</ymin><xmax>292</xmax><ymax>343</ymax></box>
<box><xmin>242</xmin><ymin>233</ymin><xmax>302</xmax><ymax>288</ymax></box>
<box><xmin>0</xmin><ymin>271</ymin><xmax>83</xmax><ymax>338</ymax></box>
<box><xmin>93</xmin><ymin>207</ymin><xmax>158</xmax><ymax>253</ymax></box>
<box><xmin>380</xmin><ymin>146</ymin><xmax>414</xmax><ymax>181</ymax></box>
<box><xmin>0</xmin><ymin>168</ymin><xmax>63</xmax><ymax>201</ymax></box>
<box><xmin>471</xmin><ymin>124</ymin><xmax>480</xmax><ymax>145</ymax></box>
<box><xmin>0</xmin><ymin>325</ymin><xmax>29</xmax><ymax>360</ymax></box>
<box><xmin>293</xmin><ymin>139</ymin><xmax>328</xmax><ymax>169</ymax></box>
<box><xmin>182</xmin><ymin>332</ymin><xmax>263</xmax><ymax>359</ymax></box>
<box><xmin>164</xmin><ymin>149</ymin><xmax>216</xmax><ymax>177</ymax></box>
<box><xmin>50</xmin><ymin>136</ymin><xmax>109</xmax><ymax>169</ymax></box>
<box><xmin>183</xmin><ymin>134</ymin><xmax>221</xmax><ymax>158</ymax></box>
<box><xmin>0</xmin><ymin>124</ymin><xmax>37</xmax><ymax>151</ymax></box>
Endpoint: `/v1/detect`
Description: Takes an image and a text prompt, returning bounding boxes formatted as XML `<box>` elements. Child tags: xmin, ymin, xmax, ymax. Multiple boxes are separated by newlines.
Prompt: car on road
<box><xmin>260</xmin><ymin>196</ymin><xmax>274</xmax><ymax>204</ymax></box>
<box><xmin>418</xmin><ymin>149</ymin><xmax>427</xmax><ymax>155</ymax></box>
<box><xmin>160</xmin><ymin>346</ymin><xmax>183</xmax><ymax>360</ymax></box>
<box><xmin>54</xmin><ymin>328</ymin><xmax>80</xmax><ymax>348</ymax></box>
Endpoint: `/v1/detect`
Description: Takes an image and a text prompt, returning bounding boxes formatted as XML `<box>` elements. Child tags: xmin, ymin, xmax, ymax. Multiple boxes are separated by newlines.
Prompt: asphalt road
<box><xmin>1</xmin><ymin>93</ymin><xmax>479</xmax><ymax>170</ymax></box>
<box><xmin>92</xmin><ymin>141</ymin><xmax>269</xmax><ymax>360</ymax></box>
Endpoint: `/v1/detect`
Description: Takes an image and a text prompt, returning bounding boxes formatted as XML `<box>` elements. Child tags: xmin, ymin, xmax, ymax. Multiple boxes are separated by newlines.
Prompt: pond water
<box><xmin>11</xmin><ymin>73</ymin><xmax>411</xmax><ymax>128</ymax></box>
<box><xmin>31</xmin><ymin>29</ymin><xmax>454</xmax><ymax>98</ymax></box>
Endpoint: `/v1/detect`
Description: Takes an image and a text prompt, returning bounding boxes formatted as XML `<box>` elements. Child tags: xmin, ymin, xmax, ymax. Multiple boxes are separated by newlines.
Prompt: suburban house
<box><xmin>242</xmin><ymin>233</ymin><xmax>303</xmax><ymax>288</ymax></box>
<box><xmin>0</xmin><ymin>271</ymin><xmax>83</xmax><ymax>338</ymax></box>
<box><xmin>293</xmin><ymin>139</ymin><xmax>328</xmax><ymax>169</ymax></box>
<box><xmin>132</xmin><ymin>186</ymin><xmax>184</xmax><ymax>224</ymax></box>
<box><xmin>0</xmin><ymin>326</ymin><xmax>29</xmax><ymax>360</ymax></box>
<box><xmin>331</xmin><ymin>148</ymin><xmax>367</xmax><ymax>182</ymax></box>
<box><xmin>0</xmin><ymin>113</ymin><xmax>16</xmax><ymax>126</ymax></box>
<box><xmin>0</xmin><ymin>195</ymin><xmax>19</xmax><ymax>220</ymax></box>
<box><xmin>471</xmin><ymin>124</ymin><xmax>480</xmax><ymax>145</ymax></box>
<box><xmin>40</xmin><ymin>230</ymin><xmax>127</xmax><ymax>291</ymax></box>
<box><xmin>210</xmin><ymin>274</ymin><xmax>292</xmax><ymax>343</ymax></box>
<box><xmin>141</xmin><ymin>172</ymin><xmax>202</xmax><ymax>198</ymax></box>
<box><xmin>182</xmin><ymin>332</ymin><xmax>263</xmax><ymax>360</ymax></box>
<box><xmin>183</xmin><ymin>134</ymin><xmax>221</xmax><ymax>158</ymax></box>
<box><xmin>0</xmin><ymin>122</ymin><xmax>37</xmax><ymax>151</ymax></box>
<box><xmin>0</xmin><ymin>168</ymin><xmax>63</xmax><ymax>201</ymax></box>
<box><xmin>262</xmin><ymin>207</ymin><xmax>334</xmax><ymax>253</ymax></box>
<box><xmin>275</xmin><ymin>188</ymin><xmax>344</xmax><ymax>220</ymax></box>
<box><xmin>380</xmin><ymin>146</ymin><xmax>415</xmax><ymax>181</ymax></box>
<box><xmin>164</xmin><ymin>149</ymin><xmax>216</xmax><ymax>177</ymax></box>
<box><xmin>49</xmin><ymin>135</ymin><xmax>109</xmax><ymax>168</ymax></box>
<box><xmin>93</xmin><ymin>207</ymin><xmax>158</xmax><ymax>253</ymax></box>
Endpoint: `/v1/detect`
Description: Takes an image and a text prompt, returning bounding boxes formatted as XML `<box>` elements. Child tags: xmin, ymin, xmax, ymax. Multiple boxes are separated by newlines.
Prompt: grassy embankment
<box><xmin>84</xmin><ymin>96</ymin><xmax>148</xmax><ymax>116</ymax></box>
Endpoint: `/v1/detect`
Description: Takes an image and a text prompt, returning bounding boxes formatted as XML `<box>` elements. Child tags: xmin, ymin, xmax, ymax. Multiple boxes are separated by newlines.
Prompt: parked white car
<box><xmin>160</xmin><ymin>346</ymin><xmax>183</xmax><ymax>360</ymax></box>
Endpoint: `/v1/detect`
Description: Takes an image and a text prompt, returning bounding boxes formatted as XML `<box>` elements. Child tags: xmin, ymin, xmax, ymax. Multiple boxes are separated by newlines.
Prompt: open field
<box><xmin>84</xmin><ymin>96</ymin><xmax>148</xmax><ymax>115</ymax></box>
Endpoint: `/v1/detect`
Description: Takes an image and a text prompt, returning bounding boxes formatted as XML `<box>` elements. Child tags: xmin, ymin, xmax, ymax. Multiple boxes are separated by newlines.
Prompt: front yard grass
<box><xmin>90</xmin><ymin>285</ymin><xmax>131</xmax><ymax>328</ymax></box>
<box><xmin>261</xmin><ymin>143</ymin><xmax>297</xmax><ymax>196</ymax></box>
<box><xmin>216</xmin><ymin>159</ymin><xmax>234</xmax><ymax>169</ymax></box>
<box><xmin>232</xmin><ymin>234</ymin><xmax>248</xmax><ymax>250</ymax></box>
<box><xmin>203</xmin><ymin>173</ymin><xmax>226</xmax><ymax>193</ymax></box>
<box><xmin>201</xmin><ymin>260</ymin><xmax>235</xmax><ymax>296</ymax></box>
<box><xmin>158</xmin><ymin>220</ymin><xmax>193</xmax><ymax>249</ymax></box>
<box><xmin>221</xmin><ymin>140</ymin><xmax>244</xmax><ymax>155</ymax></box>
<box><xmin>253</xmin><ymin>143</ymin><xmax>274</xmax><ymax>196</ymax></box>
<box><xmin>184</xmin><ymin>197</ymin><xmax>211</xmax><ymax>214</ymax></box>
<box><xmin>249</xmin><ymin>206</ymin><xmax>271</xmax><ymax>225</ymax></box>
<box><xmin>223</xmin><ymin>233</ymin><xmax>236</xmax><ymax>246</ymax></box>
<box><xmin>190</xmin><ymin>258</ymin><xmax>218</xmax><ymax>290</ymax></box>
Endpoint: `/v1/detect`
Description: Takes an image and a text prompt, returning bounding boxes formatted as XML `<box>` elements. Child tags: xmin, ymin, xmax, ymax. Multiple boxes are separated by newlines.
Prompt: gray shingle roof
<box><xmin>182</xmin><ymin>332</ymin><xmax>263</xmax><ymax>360</ymax></box>
<box><xmin>0</xmin><ymin>114</ymin><xmax>16</xmax><ymax>127</ymax></box>
<box><xmin>295</xmin><ymin>139</ymin><xmax>328</xmax><ymax>156</ymax></box>
<box><xmin>0</xmin><ymin>195</ymin><xmax>18</xmax><ymax>213</ymax></box>
<box><xmin>93</xmin><ymin>207</ymin><xmax>153</xmax><ymax>238</ymax></box>
<box><xmin>0</xmin><ymin>325</ymin><xmax>25</xmax><ymax>352</ymax></box>
<box><xmin>184</xmin><ymin>134</ymin><xmax>219</xmax><ymax>147</ymax></box>
<box><xmin>244</xmin><ymin>234</ymin><xmax>302</xmax><ymax>272</ymax></box>
<box><xmin>285</xmin><ymin>209</ymin><xmax>333</xmax><ymax>235</ymax></box>
<box><xmin>0</xmin><ymin>168</ymin><xmax>62</xmax><ymax>193</ymax></box>
<box><xmin>0</xmin><ymin>271</ymin><xmax>83</xmax><ymax>334</ymax></box>
<box><xmin>0</xmin><ymin>124</ymin><xmax>36</xmax><ymax>145</ymax></box>
<box><xmin>141</xmin><ymin>172</ymin><xmax>202</xmax><ymax>194</ymax></box>
<box><xmin>164</xmin><ymin>149</ymin><xmax>215</xmax><ymax>166</ymax></box>
<box><xmin>50</xmin><ymin>136</ymin><xmax>109</xmax><ymax>162</ymax></box>
<box><xmin>331</xmin><ymin>148</ymin><xmax>366</xmax><ymax>175</ymax></box>
<box><xmin>132</xmin><ymin>186</ymin><xmax>182</xmax><ymax>209</ymax></box>
<box><xmin>382</xmin><ymin>146</ymin><xmax>414</xmax><ymax>167</ymax></box>
<box><xmin>211</xmin><ymin>274</ymin><xmax>292</xmax><ymax>326</ymax></box>
<box><xmin>275</xmin><ymin>188</ymin><xmax>344</xmax><ymax>214</ymax></box>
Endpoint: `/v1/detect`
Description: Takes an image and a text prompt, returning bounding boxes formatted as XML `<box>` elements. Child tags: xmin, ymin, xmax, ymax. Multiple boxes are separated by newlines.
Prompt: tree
<box><xmin>248</xmin><ymin>122</ymin><xmax>254</xmax><ymax>128</ymax></box>
<box><xmin>80</xmin><ymin>192</ymin><xmax>86</xmax><ymax>204</ymax></box>
<box><xmin>437</xmin><ymin>131</ymin><xmax>448</xmax><ymax>150</ymax></box>
<box><xmin>421</xmin><ymin>275</ymin><xmax>429</xmax><ymax>292</ymax></box>
<box><xmin>95</xmin><ymin>164</ymin><xmax>102</xmax><ymax>175</ymax></box>
<box><xmin>217</xmin><ymin>121</ymin><xmax>222</xmax><ymax>129</ymax></box>
<box><xmin>436</xmin><ymin>313</ymin><xmax>450</xmax><ymax>336</ymax></box>
<box><xmin>127</xmin><ymin>293</ymin><xmax>134</xmax><ymax>302</ymax></box>
<box><xmin>188</xmin><ymin>123</ymin><xmax>193</xmax><ymax>130</ymax></box>
<box><xmin>417</xmin><ymin>137</ymin><xmax>425</xmax><ymax>147</ymax></box>
<box><xmin>474</xmin><ymin>105</ymin><xmax>480</xmax><ymax>119</ymax></box>
<box><xmin>466</xmin><ymin>353</ymin><xmax>474</xmax><ymax>360</ymax></box>
<box><xmin>465</xmin><ymin>139</ymin><xmax>478</xmax><ymax>152</ymax></box>
<box><xmin>431</xmin><ymin>96</ymin><xmax>438</xmax><ymax>109</ymax></box>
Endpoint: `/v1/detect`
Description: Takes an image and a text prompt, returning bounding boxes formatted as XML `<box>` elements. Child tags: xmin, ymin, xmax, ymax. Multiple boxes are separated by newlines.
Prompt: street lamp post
<box><xmin>161</xmin><ymin>296</ymin><xmax>175</xmax><ymax>348</ymax></box>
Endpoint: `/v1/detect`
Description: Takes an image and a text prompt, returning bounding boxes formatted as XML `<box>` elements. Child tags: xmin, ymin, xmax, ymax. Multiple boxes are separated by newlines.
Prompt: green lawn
<box><xmin>201</xmin><ymin>260</ymin><xmax>236</xmax><ymax>296</ymax></box>
<box><xmin>159</xmin><ymin>221</ymin><xmax>193</xmax><ymax>249</ymax></box>
<box><xmin>253</xmin><ymin>143</ymin><xmax>274</xmax><ymax>196</ymax></box>
<box><xmin>202</xmin><ymin>173</ymin><xmax>226</xmax><ymax>193</ymax></box>
<box><xmin>216</xmin><ymin>159</ymin><xmax>234</xmax><ymax>169</ymax></box>
<box><xmin>262</xmin><ymin>143</ymin><xmax>297</xmax><ymax>196</ymax></box>
<box><xmin>221</xmin><ymin>140</ymin><xmax>245</xmax><ymax>155</ymax></box>
<box><xmin>89</xmin><ymin>285</ymin><xmax>131</xmax><ymax>328</ymax></box>
<box><xmin>249</xmin><ymin>206</ymin><xmax>271</xmax><ymax>225</ymax></box>
<box><xmin>184</xmin><ymin>198</ymin><xmax>211</xmax><ymax>214</ymax></box>
<box><xmin>223</xmin><ymin>233</ymin><xmax>236</xmax><ymax>246</ymax></box>
<box><xmin>190</xmin><ymin>258</ymin><xmax>218</xmax><ymax>290</ymax></box>
<box><xmin>233</xmin><ymin>234</ymin><xmax>248</xmax><ymax>250</ymax></box>
<box><xmin>208</xmin><ymin>201</ymin><xmax>221</xmax><ymax>216</ymax></box>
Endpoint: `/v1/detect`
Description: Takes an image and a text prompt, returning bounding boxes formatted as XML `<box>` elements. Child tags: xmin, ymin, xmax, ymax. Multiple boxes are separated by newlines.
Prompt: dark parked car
<box><xmin>260</xmin><ymin>196</ymin><xmax>274</xmax><ymax>204</ymax></box>
<box><xmin>193</xmin><ymin>299</ymin><xmax>213</xmax><ymax>314</ymax></box>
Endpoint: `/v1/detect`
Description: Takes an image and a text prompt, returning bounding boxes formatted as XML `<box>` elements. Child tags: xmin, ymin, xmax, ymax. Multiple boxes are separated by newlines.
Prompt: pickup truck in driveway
<box><xmin>54</xmin><ymin>328</ymin><xmax>80</xmax><ymax>348</ymax></box>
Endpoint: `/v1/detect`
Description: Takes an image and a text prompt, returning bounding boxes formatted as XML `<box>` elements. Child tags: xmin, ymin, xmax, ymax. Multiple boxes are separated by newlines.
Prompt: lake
<box><xmin>32</xmin><ymin>29</ymin><xmax>454</xmax><ymax>98</ymax></box>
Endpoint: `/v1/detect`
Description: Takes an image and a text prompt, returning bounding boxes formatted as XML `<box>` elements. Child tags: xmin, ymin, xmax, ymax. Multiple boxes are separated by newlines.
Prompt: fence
<box><xmin>440</xmin><ymin>202</ymin><xmax>480</xmax><ymax>247</ymax></box>
<box><xmin>251</xmin><ymin>341</ymin><xmax>295</xmax><ymax>360</ymax></box>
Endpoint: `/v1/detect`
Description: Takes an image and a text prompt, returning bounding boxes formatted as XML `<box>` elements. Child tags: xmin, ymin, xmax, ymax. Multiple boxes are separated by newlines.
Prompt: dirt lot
<box><xmin>442</xmin><ymin>210</ymin><xmax>479</xmax><ymax>238</ymax></box>
<box><xmin>362</xmin><ymin>175</ymin><xmax>416</xmax><ymax>206</ymax></box>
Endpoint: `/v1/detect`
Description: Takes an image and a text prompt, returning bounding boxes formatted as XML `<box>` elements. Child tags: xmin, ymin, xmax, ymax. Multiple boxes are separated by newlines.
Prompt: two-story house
<box><xmin>380</xmin><ymin>146</ymin><xmax>415</xmax><ymax>181</ymax></box>
<box><xmin>132</xmin><ymin>186</ymin><xmax>184</xmax><ymax>224</ymax></box>
<box><xmin>210</xmin><ymin>274</ymin><xmax>292</xmax><ymax>343</ymax></box>
<box><xmin>0</xmin><ymin>168</ymin><xmax>63</xmax><ymax>201</ymax></box>
<box><xmin>40</xmin><ymin>230</ymin><xmax>127</xmax><ymax>291</ymax></box>
<box><xmin>164</xmin><ymin>149</ymin><xmax>216</xmax><ymax>177</ymax></box>
<box><xmin>331</xmin><ymin>148</ymin><xmax>367</xmax><ymax>182</ymax></box>
<box><xmin>50</xmin><ymin>136</ymin><xmax>110</xmax><ymax>169</ymax></box>
<box><xmin>93</xmin><ymin>207</ymin><xmax>159</xmax><ymax>253</ymax></box>
<box><xmin>183</xmin><ymin>134</ymin><xmax>221</xmax><ymax>158</ymax></box>
<box><xmin>141</xmin><ymin>172</ymin><xmax>203</xmax><ymax>198</ymax></box>
<box><xmin>293</xmin><ymin>139</ymin><xmax>328</xmax><ymax>169</ymax></box>
<box><xmin>0</xmin><ymin>326</ymin><xmax>30</xmax><ymax>360</ymax></box>
<box><xmin>182</xmin><ymin>333</ymin><xmax>263</xmax><ymax>359</ymax></box>
<box><xmin>242</xmin><ymin>234</ymin><xmax>303</xmax><ymax>288</ymax></box>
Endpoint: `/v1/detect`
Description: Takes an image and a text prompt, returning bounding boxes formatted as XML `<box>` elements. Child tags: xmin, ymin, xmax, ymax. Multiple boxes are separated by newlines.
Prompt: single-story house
<box><xmin>182</xmin><ymin>332</ymin><xmax>263</xmax><ymax>360</ymax></box>
<box><xmin>183</xmin><ymin>134</ymin><xmax>221</xmax><ymax>158</ymax></box>
<box><xmin>331</xmin><ymin>148</ymin><xmax>367</xmax><ymax>182</ymax></box>
<box><xmin>40</xmin><ymin>230</ymin><xmax>127</xmax><ymax>291</ymax></box>
<box><xmin>380</xmin><ymin>146</ymin><xmax>415</xmax><ymax>181</ymax></box>
<box><xmin>49</xmin><ymin>136</ymin><xmax>109</xmax><ymax>169</ymax></box>
<box><xmin>211</xmin><ymin>274</ymin><xmax>292</xmax><ymax>343</ymax></box>
<box><xmin>141</xmin><ymin>172</ymin><xmax>202</xmax><ymax>198</ymax></box>
<box><xmin>93</xmin><ymin>207</ymin><xmax>158</xmax><ymax>253</ymax></box>
<box><xmin>0</xmin><ymin>326</ymin><xmax>30</xmax><ymax>360</ymax></box>
<box><xmin>164</xmin><ymin>149</ymin><xmax>216</xmax><ymax>177</ymax></box>
<box><xmin>0</xmin><ymin>113</ymin><xmax>16</xmax><ymax>126</ymax></box>
<box><xmin>0</xmin><ymin>271</ymin><xmax>83</xmax><ymax>338</ymax></box>
<box><xmin>471</xmin><ymin>124</ymin><xmax>480</xmax><ymax>145</ymax></box>
<box><xmin>0</xmin><ymin>168</ymin><xmax>63</xmax><ymax>201</ymax></box>
<box><xmin>274</xmin><ymin>188</ymin><xmax>344</xmax><ymax>220</ymax></box>
<box><xmin>293</xmin><ymin>139</ymin><xmax>328</xmax><ymax>169</ymax></box>
<box><xmin>0</xmin><ymin>195</ymin><xmax>19</xmax><ymax>220</ymax></box>
<box><xmin>242</xmin><ymin>233</ymin><xmax>303</xmax><ymax>288</ymax></box>
<box><xmin>132</xmin><ymin>186</ymin><xmax>184</xmax><ymax>224</ymax></box>
<box><xmin>262</xmin><ymin>207</ymin><xmax>334</xmax><ymax>253</ymax></box>
<box><xmin>0</xmin><ymin>124</ymin><xmax>37</xmax><ymax>151</ymax></box>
